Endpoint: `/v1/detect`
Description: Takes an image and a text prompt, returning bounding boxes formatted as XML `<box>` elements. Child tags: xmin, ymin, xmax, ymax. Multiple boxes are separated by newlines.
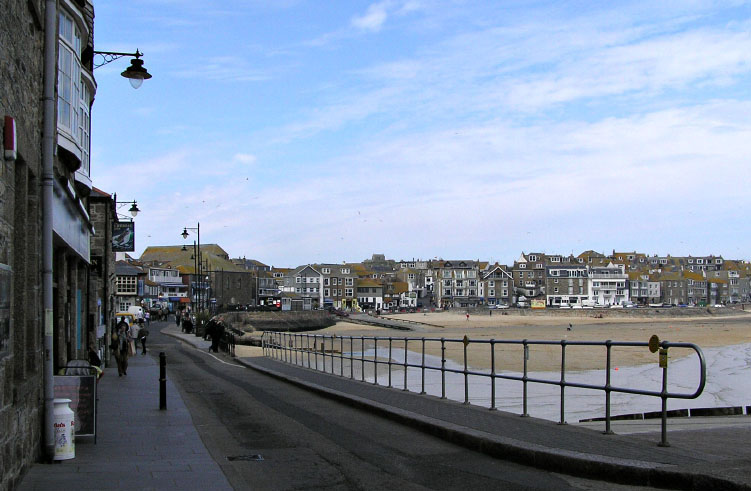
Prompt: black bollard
<box><xmin>159</xmin><ymin>351</ymin><xmax>167</xmax><ymax>410</ymax></box>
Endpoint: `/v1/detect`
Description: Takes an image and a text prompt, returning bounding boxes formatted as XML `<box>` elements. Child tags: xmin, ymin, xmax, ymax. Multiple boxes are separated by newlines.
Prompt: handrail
<box><xmin>260</xmin><ymin>331</ymin><xmax>706</xmax><ymax>446</ymax></box>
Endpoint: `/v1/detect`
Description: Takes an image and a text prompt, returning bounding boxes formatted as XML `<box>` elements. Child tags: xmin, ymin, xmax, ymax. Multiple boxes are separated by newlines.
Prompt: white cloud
<box><xmin>233</xmin><ymin>153</ymin><xmax>257</xmax><ymax>165</ymax></box>
<box><xmin>351</xmin><ymin>2</ymin><xmax>390</xmax><ymax>32</ymax></box>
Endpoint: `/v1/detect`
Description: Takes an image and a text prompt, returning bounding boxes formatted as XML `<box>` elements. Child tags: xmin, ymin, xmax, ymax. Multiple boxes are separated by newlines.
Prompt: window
<box><xmin>527</xmin><ymin>272</ymin><xmax>533</xmax><ymax>278</ymax></box>
<box><xmin>519</xmin><ymin>263</ymin><xmax>526</xmax><ymax>269</ymax></box>
<box><xmin>117</xmin><ymin>276</ymin><xmax>137</xmax><ymax>295</ymax></box>
<box><xmin>295</xmin><ymin>277</ymin><xmax>301</xmax><ymax>283</ymax></box>
<box><xmin>554</xmin><ymin>278</ymin><xmax>558</xmax><ymax>283</ymax></box>
<box><xmin>324</xmin><ymin>278</ymin><xmax>329</xmax><ymax>286</ymax></box>
<box><xmin>341</xmin><ymin>268</ymin><xmax>350</xmax><ymax>274</ymax></box>
<box><xmin>324</xmin><ymin>289</ymin><xmax>330</xmax><ymax>297</ymax></box>
<box><xmin>345</xmin><ymin>288</ymin><xmax>353</xmax><ymax>297</ymax></box>
<box><xmin>345</xmin><ymin>278</ymin><xmax>353</xmax><ymax>286</ymax></box>
<box><xmin>408</xmin><ymin>273</ymin><xmax>415</xmax><ymax>280</ymax></box>
<box><xmin>488</xmin><ymin>281</ymin><xmax>495</xmax><ymax>287</ymax></box>
<box><xmin>322</xmin><ymin>268</ymin><xmax>330</xmax><ymax>274</ymax></box>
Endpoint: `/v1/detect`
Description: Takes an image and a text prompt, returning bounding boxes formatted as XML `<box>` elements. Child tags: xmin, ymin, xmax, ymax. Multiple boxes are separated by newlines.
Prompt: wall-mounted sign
<box><xmin>112</xmin><ymin>221</ymin><xmax>135</xmax><ymax>252</ymax></box>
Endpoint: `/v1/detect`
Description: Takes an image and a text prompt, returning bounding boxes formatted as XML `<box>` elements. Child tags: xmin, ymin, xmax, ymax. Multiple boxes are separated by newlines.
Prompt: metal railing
<box><xmin>261</xmin><ymin>332</ymin><xmax>706</xmax><ymax>446</ymax></box>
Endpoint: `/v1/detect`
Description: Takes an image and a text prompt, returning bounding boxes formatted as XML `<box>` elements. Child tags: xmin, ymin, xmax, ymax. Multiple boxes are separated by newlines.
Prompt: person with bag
<box><xmin>137</xmin><ymin>327</ymin><xmax>149</xmax><ymax>355</ymax></box>
<box><xmin>111</xmin><ymin>317</ymin><xmax>130</xmax><ymax>376</ymax></box>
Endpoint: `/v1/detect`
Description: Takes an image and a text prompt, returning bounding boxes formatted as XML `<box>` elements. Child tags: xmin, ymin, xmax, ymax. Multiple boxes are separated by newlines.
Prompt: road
<box><xmin>148</xmin><ymin>324</ymin><xmax>651</xmax><ymax>490</ymax></box>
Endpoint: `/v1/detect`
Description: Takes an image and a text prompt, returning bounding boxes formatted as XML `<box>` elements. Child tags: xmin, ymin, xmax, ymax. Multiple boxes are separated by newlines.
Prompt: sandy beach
<box><xmin>308</xmin><ymin>310</ymin><xmax>751</xmax><ymax>372</ymax></box>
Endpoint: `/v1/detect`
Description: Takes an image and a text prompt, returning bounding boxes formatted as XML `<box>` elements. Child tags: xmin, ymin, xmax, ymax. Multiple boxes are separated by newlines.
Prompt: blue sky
<box><xmin>91</xmin><ymin>1</ymin><xmax>751</xmax><ymax>267</ymax></box>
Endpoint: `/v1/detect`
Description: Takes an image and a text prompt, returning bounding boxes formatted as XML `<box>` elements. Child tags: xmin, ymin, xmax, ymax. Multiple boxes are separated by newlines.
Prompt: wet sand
<box><xmin>311</xmin><ymin>311</ymin><xmax>751</xmax><ymax>372</ymax></box>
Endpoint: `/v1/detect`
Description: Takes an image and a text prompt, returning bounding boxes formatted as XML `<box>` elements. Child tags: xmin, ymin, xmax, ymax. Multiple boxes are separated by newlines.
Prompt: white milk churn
<box><xmin>53</xmin><ymin>398</ymin><xmax>75</xmax><ymax>460</ymax></box>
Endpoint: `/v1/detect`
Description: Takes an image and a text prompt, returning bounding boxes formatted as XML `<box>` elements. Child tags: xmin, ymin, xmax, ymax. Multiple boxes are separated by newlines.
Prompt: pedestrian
<box><xmin>182</xmin><ymin>315</ymin><xmax>193</xmax><ymax>334</ymax></box>
<box><xmin>466</xmin><ymin>312</ymin><xmax>470</xmax><ymax>321</ymax></box>
<box><xmin>137</xmin><ymin>326</ymin><xmax>149</xmax><ymax>355</ymax></box>
<box><xmin>130</xmin><ymin>318</ymin><xmax>141</xmax><ymax>353</ymax></box>
<box><xmin>210</xmin><ymin>317</ymin><xmax>225</xmax><ymax>353</ymax></box>
<box><xmin>111</xmin><ymin>317</ymin><xmax>130</xmax><ymax>376</ymax></box>
<box><xmin>144</xmin><ymin>310</ymin><xmax>150</xmax><ymax>326</ymax></box>
<box><xmin>176</xmin><ymin>310</ymin><xmax>181</xmax><ymax>327</ymax></box>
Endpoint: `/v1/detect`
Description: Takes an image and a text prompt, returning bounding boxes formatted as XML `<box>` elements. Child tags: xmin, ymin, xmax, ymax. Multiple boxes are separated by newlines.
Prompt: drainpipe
<box><xmin>42</xmin><ymin>0</ymin><xmax>57</xmax><ymax>461</ymax></box>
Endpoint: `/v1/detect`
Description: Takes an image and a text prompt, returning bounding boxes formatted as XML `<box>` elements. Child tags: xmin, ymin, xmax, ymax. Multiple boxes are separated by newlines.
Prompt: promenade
<box><xmin>19</xmin><ymin>322</ymin><xmax>751</xmax><ymax>490</ymax></box>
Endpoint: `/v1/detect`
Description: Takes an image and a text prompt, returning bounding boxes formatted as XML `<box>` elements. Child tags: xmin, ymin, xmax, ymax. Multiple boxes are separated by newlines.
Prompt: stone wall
<box><xmin>222</xmin><ymin>311</ymin><xmax>335</xmax><ymax>333</ymax></box>
<box><xmin>0</xmin><ymin>0</ymin><xmax>46</xmax><ymax>488</ymax></box>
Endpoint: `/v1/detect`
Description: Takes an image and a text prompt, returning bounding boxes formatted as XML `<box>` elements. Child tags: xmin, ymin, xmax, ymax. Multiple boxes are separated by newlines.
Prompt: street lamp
<box><xmin>93</xmin><ymin>49</ymin><xmax>153</xmax><ymax>89</ymax></box>
<box><xmin>113</xmin><ymin>193</ymin><xmax>140</xmax><ymax>220</ymax></box>
<box><xmin>181</xmin><ymin>223</ymin><xmax>201</xmax><ymax>312</ymax></box>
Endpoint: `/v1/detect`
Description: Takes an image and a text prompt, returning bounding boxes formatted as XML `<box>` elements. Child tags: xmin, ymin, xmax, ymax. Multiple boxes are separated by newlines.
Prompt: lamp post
<box><xmin>182</xmin><ymin>223</ymin><xmax>200</xmax><ymax>313</ymax></box>
<box><xmin>93</xmin><ymin>49</ymin><xmax>153</xmax><ymax>89</ymax></box>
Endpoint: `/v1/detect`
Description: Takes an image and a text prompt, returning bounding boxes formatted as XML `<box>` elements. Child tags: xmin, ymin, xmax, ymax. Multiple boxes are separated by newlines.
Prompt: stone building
<box><xmin>2</xmin><ymin>1</ymin><xmax>103</xmax><ymax>485</ymax></box>
<box><xmin>1</xmin><ymin>1</ymin><xmax>46</xmax><ymax>487</ymax></box>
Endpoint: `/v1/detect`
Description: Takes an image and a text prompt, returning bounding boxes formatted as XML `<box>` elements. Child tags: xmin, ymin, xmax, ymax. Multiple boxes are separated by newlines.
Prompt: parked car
<box><xmin>494</xmin><ymin>303</ymin><xmax>509</xmax><ymax>309</ymax></box>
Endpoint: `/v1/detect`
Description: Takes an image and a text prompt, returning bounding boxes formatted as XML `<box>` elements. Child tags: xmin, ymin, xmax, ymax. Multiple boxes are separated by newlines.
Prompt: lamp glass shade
<box><xmin>121</xmin><ymin>57</ymin><xmax>152</xmax><ymax>89</ymax></box>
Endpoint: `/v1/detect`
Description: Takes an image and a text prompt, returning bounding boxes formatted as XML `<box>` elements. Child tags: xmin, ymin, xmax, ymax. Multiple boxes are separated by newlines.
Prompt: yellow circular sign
<box><xmin>648</xmin><ymin>335</ymin><xmax>660</xmax><ymax>353</ymax></box>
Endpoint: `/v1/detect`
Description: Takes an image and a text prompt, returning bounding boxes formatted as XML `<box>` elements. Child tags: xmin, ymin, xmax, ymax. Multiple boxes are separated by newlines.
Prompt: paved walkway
<box><xmin>18</xmin><ymin>332</ymin><xmax>231</xmax><ymax>491</ymax></box>
<box><xmin>19</xmin><ymin>324</ymin><xmax>751</xmax><ymax>490</ymax></box>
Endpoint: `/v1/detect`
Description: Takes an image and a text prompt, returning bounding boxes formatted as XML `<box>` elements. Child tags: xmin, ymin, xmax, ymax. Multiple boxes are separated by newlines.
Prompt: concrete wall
<box><xmin>0</xmin><ymin>0</ymin><xmax>46</xmax><ymax>488</ymax></box>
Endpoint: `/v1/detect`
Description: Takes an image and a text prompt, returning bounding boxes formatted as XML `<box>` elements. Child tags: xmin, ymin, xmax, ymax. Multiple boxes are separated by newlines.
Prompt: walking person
<box><xmin>210</xmin><ymin>317</ymin><xmax>225</xmax><ymax>353</ymax></box>
<box><xmin>137</xmin><ymin>326</ymin><xmax>149</xmax><ymax>355</ymax></box>
<box><xmin>130</xmin><ymin>318</ymin><xmax>141</xmax><ymax>354</ymax></box>
<box><xmin>111</xmin><ymin>317</ymin><xmax>130</xmax><ymax>376</ymax></box>
<box><xmin>144</xmin><ymin>310</ymin><xmax>150</xmax><ymax>326</ymax></box>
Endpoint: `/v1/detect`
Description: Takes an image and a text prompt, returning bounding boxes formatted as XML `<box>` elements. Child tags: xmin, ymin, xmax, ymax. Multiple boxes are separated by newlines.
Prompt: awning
<box><xmin>179</xmin><ymin>298</ymin><xmax>190</xmax><ymax>303</ymax></box>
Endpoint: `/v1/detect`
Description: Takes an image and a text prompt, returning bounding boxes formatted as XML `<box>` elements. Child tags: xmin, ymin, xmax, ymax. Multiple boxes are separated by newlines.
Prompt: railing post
<box><xmin>361</xmin><ymin>336</ymin><xmax>365</xmax><ymax>382</ymax></box>
<box><xmin>441</xmin><ymin>338</ymin><xmax>446</xmax><ymax>399</ymax></box>
<box><xmin>604</xmin><ymin>340</ymin><xmax>614</xmax><ymax>434</ymax></box>
<box><xmin>373</xmin><ymin>337</ymin><xmax>378</xmax><ymax>385</ymax></box>
<box><xmin>306</xmin><ymin>334</ymin><xmax>311</xmax><ymax>368</ymax></box>
<box><xmin>388</xmin><ymin>337</ymin><xmax>393</xmax><ymax>388</ymax></box>
<box><xmin>340</xmin><ymin>336</ymin><xmax>344</xmax><ymax>377</ymax></box>
<box><xmin>159</xmin><ymin>352</ymin><xmax>167</xmax><ymax>410</ymax></box>
<box><xmin>403</xmin><ymin>338</ymin><xmax>408</xmax><ymax>391</ymax></box>
<box><xmin>490</xmin><ymin>340</ymin><xmax>496</xmax><ymax>411</ymax></box>
<box><xmin>421</xmin><ymin>337</ymin><xmax>426</xmax><ymax>394</ymax></box>
<box><xmin>463</xmin><ymin>337</ymin><xmax>469</xmax><ymax>405</ymax></box>
<box><xmin>559</xmin><ymin>340</ymin><xmax>567</xmax><ymax>425</ymax></box>
<box><xmin>522</xmin><ymin>340</ymin><xmax>529</xmax><ymax>417</ymax></box>
<box><xmin>659</xmin><ymin>347</ymin><xmax>670</xmax><ymax>447</ymax></box>
<box><xmin>350</xmin><ymin>336</ymin><xmax>354</xmax><ymax>379</ymax></box>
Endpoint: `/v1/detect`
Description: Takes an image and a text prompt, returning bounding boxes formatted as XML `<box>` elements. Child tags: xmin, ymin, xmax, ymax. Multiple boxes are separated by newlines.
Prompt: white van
<box><xmin>127</xmin><ymin>306</ymin><xmax>144</xmax><ymax>319</ymax></box>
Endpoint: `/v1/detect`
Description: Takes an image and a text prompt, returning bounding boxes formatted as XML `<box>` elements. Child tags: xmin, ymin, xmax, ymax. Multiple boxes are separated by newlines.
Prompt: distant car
<box><xmin>610</xmin><ymin>304</ymin><xmax>623</xmax><ymax>309</ymax></box>
<box><xmin>678</xmin><ymin>304</ymin><xmax>688</xmax><ymax>308</ymax></box>
<box><xmin>495</xmin><ymin>303</ymin><xmax>509</xmax><ymax>309</ymax></box>
<box><xmin>713</xmin><ymin>304</ymin><xmax>724</xmax><ymax>308</ymax></box>
<box><xmin>558</xmin><ymin>304</ymin><xmax>571</xmax><ymax>309</ymax></box>
<box><xmin>572</xmin><ymin>305</ymin><xmax>583</xmax><ymax>309</ymax></box>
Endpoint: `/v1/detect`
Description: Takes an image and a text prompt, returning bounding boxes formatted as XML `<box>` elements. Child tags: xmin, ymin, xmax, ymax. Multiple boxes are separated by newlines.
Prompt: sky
<box><xmin>90</xmin><ymin>0</ymin><xmax>751</xmax><ymax>267</ymax></box>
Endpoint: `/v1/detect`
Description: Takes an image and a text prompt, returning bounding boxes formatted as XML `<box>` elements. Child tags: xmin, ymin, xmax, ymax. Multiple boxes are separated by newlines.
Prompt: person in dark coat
<box><xmin>210</xmin><ymin>317</ymin><xmax>225</xmax><ymax>353</ymax></box>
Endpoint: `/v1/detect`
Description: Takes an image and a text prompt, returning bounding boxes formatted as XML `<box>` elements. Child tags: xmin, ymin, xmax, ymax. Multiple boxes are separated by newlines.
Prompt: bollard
<box><xmin>159</xmin><ymin>351</ymin><xmax>167</xmax><ymax>410</ymax></box>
